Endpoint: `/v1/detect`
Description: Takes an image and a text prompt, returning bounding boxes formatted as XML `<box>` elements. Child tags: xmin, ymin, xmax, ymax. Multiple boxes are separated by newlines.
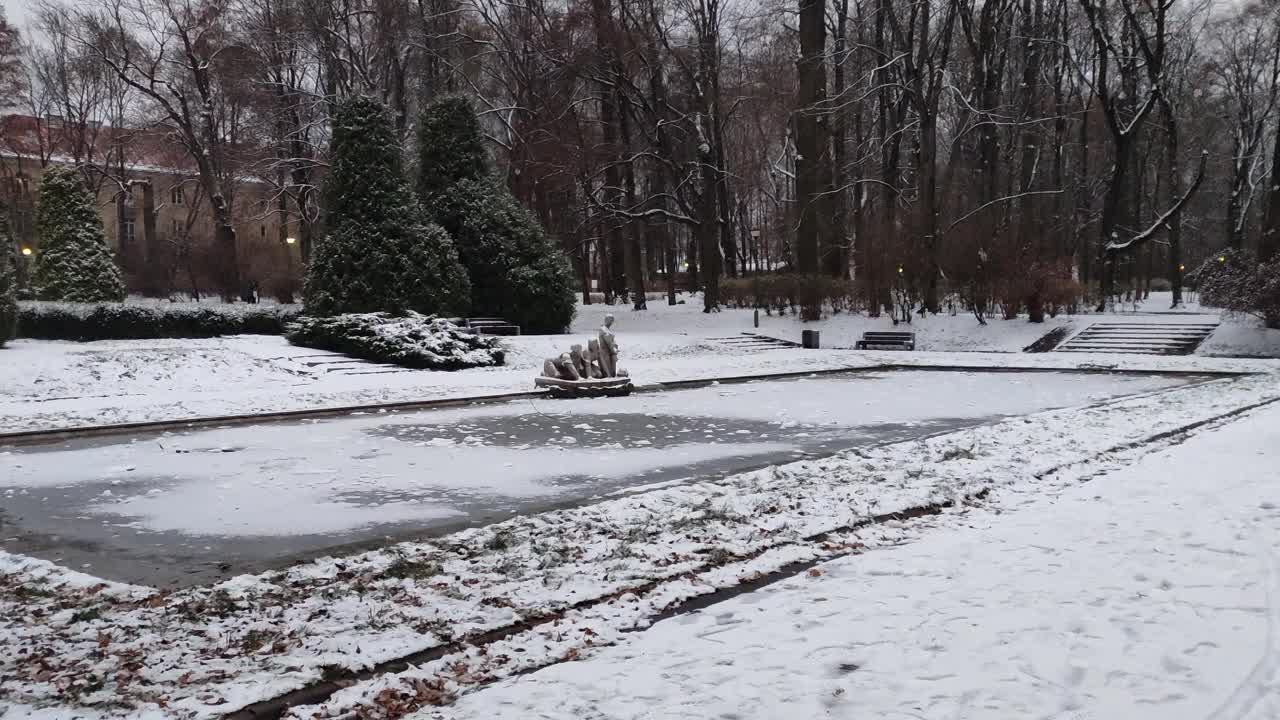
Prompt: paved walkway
<box><xmin>437</xmin><ymin>403</ymin><xmax>1280</xmax><ymax>720</ymax></box>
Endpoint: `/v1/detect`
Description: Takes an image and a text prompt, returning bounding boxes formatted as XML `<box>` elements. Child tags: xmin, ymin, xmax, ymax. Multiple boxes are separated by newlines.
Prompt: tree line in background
<box><xmin>2</xmin><ymin>0</ymin><xmax>1280</xmax><ymax>329</ymax></box>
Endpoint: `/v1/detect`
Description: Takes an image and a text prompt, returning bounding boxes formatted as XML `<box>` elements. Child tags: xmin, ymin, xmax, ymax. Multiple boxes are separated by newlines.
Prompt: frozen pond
<box><xmin>0</xmin><ymin>369</ymin><xmax>1195</xmax><ymax>586</ymax></box>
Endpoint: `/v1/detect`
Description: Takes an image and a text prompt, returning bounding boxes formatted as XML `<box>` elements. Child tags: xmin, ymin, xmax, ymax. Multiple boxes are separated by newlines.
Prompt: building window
<box><xmin>261</xmin><ymin>225</ymin><xmax>266</xmax><ymax>238</ymax></box>
<box><xmin>122</xmin><ymin>219</ymin><xmax>136</xmax><ymax>247</ymax></box>
<box><xmin>170</xmin><ymin>186</ymin><xmax>185</xmax><ymax>206</ymax></box>
<box><xmin>8</xmin><ymin>175</ymin><xmax>30</xmax><ymax>196</ymax></box>
<box><xmin>13</xmin><ymin>208</ymin><xmax>32</xmax><ymax>240</ymax></box>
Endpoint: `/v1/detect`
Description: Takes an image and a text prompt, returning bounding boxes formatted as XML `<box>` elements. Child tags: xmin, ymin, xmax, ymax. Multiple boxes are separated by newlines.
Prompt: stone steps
<box><xmin>708</xmin><ymin>333</ymin><xmax>800</xmax><ymax>351</ymax></box>
<box><xmin>1056</xmin><ymin>321</ymin><xmax>1218</xmax><ymax>356</ymax></box>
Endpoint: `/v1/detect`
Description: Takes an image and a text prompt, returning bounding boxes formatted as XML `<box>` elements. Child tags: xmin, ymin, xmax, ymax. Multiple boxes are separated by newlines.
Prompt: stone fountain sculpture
<box><xmin>536</xmin><ymin>314</ymin><xmax>632</xmax><ymax>396</ymax></box>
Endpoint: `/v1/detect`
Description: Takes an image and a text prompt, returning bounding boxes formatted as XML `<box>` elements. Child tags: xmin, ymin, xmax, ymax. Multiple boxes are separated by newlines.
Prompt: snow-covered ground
<box><xmin>0</xmin><ymin>370</ymin><xmax>1185</xmax><ymax>586</ymax></box>
<box><xmin>431</xmin><ymin>399</ymin><xmax>1280</xmax><ymax>720</ymax></box>
<box><xmin>575</xmin><ymin>297</ymin><xmax>1079</xmax><ymax>352</ymax></box>
<box><xmin>0</xmin><ymin>332</ymin><xmax>853</xmax><ymax>433</ymax></box>
<box><xmin>2</xmin><ymin>297</ymin><xmax>1278</xmax><ymax>434</ymax></box>
<box><xmin>2</xmin><ymin>293</ymin><xmax>1276</xmax><ymax>719</ymax></box>
<box><xmin>1</xmin><ymin>371</ymin><xmax>1276</xmax><ymax>719</ymax></box>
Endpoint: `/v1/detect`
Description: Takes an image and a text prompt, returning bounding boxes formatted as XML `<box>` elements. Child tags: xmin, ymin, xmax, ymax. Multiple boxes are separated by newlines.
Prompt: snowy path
<box><xmin>432</xmin><ymin>403</ymin><xmax>1280</xmax><ymax>720</ymax></box>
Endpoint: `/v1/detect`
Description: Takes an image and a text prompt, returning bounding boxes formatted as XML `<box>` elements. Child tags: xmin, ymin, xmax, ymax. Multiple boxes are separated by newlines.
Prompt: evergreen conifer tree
<box><xmin>417</xmin><ymin>96</ymin><xmax>576</xmax><ymax>333</ymax></box>
<box><xmin>416</xmin><ymin>97</ymin><xmax>489</xmax><ymax>200</ymax></box>
<box><xmin>0</xmin><ymin>206</ymin><xmax>17</xmax><ymax>347</ymax></box>
<box><xmin>305</xmin><ymin>96</ymin><xmax>470</xmax><ymax>316</ymax></box>
<box><xmin>33</xmin><ymin>166</ymin><xmax>126</xmax><ymax>303</ymax></box>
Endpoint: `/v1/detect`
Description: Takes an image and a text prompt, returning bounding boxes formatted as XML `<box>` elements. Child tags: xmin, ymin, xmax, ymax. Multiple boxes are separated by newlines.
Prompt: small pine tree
<box><xmin>0</xmin><ymin>206</ymin><xmax>17</xmax><ymax>347</ymax></box>
<box><xmin>33</xmin><ymin>166</ymin><xmax>126</xmax><ymax>303</ymax></box>
<box><xmin>305</xmin><ymin>96</ymin><xmax>470</xmax><ymax>317</ymax></box>
<box><xmin>417</xmin><ymin>96</ymin><xmax>576</xmax><ymax>333</ymax></box>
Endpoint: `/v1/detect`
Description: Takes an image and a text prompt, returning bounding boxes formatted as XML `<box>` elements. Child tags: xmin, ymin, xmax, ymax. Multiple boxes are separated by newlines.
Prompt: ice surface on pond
<box><xmin>0</xmin><ymin>370</ymin><xmax>1194</xmax><ymax>585</ymax></box>
<box><xmin>384</xmin><ymin>369</ymin><xmax>1186</xmax><ymax>429</ymax></box>
<box><xmin>3</xmin><ymin>432</ymin><xmax>792</xmax><ymax>536</ymax></box>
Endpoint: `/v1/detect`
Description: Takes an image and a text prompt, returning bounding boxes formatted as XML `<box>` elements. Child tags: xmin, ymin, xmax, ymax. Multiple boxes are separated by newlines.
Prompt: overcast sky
<box><xmin>2</xmin><ymin>0</ymin><xmax>30</xmax><ymax>30</ymax></box>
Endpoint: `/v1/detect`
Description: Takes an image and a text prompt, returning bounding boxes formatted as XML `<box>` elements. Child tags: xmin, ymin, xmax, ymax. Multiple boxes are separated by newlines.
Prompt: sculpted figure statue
<box><xmin>597</xmin><ymin>314</ymin><xmax>619</xmax><ymax>378</ymax></box>
<box><xmin>585</xmin><ymin>339</ymin><xmax>604</xmax><ymax>378</ymax></box>
<box><xmin>541</xmin><ymin>353</ymin><xmax>579</xmax><ymax>380</ymax></box>
<box><xmin>569</xmin><ymin>344</ymin><xmax>589</xmax><ymax>378</ymax></box>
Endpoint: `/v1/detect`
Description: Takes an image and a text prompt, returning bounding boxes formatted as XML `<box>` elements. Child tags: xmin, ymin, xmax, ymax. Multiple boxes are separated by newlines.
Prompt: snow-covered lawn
<box><xmin>429</xmin><ymin>396</ymin><xmax>1280</xmax><ymax>720</ymax></box>
<box><xmin>573</xmin><ymin>297</ymin><xmax>1078</xmax><ymax>352</ymax></box>
<box><xmin>1</xmin><ymin>371</ymin><xmax>1276</xmax><ymax>719</ymax></box>
<box><xmin>0</xmin><ymin>333</ymin><xmax>837</xmax><ymax>433</ymax></box>
<box><xmin>2</xmin><ymin>297</ymin><xmax>1278</xmax><ymax>434</ymax></box>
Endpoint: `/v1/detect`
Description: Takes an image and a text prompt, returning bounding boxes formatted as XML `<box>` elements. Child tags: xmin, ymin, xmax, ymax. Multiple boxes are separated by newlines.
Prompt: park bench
<box><xmin>855</xmin><ymin>330</ymin><xmax>916</xmax><ymax>351</ymax></box>
<box><xmin>448</xmin><ymin>317</ymin><xmax>522</xmax><ymax>336</ymax></box>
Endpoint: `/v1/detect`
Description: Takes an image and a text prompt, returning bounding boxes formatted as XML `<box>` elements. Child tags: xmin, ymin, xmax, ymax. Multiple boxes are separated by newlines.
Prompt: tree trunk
<box><xmin>695</xmin><ymin>6</ymin><xmax>723</xmax><ymax>312</ymax></box>
<box><xmin>714</xmin><ymin>124</ymin><xmax>736</xmax><ymax>279</ymax></box>
<box><xmin>1018</xmin><ymin>0</ymin><xmax>1044</xmax><ymax>322</ymax></box>
<box><xmin>577</xmin><ymin>232</ymin><xmax>592</xmax><ymax>305</ymax></box>
<box><xmin>215</xmin><ymin>219</ymin><xmax>240</xmax><ymax>302</ymax></box>
<box><xmin>918</xmin><ymin>109</ymin><xmax>941</xmax><ymax>313</ymax></box>
<box><xmin>1227</xmin><ymin>136</ymin><xmax>1247</xmax><ymax>250</ymax></box>
<box><xmin>1097</xmin><ymin>136</ymin><xmax>1132</xmax><ymax>311</ymax></box>
<box><xmin>291</xmin><ymin>164</ymin><xmax>314</xmax><ymax>262</ymax></box>
<box><xmin>828</xmin><ymin>0</ymin><xmax>850</xmax><ymax>279</ymax></box>
<box><xmin>664</xmin><ymin>225</ymin><xmax>677</xmax><ymax>305</ymax></box>
<box><xmin>1167</xmin><ymin>119</ymin><xmax>1184</xmax><ymax>306</ymax></box>
<box><xmin>796</xmin><ymin>0</ymin><xmax>827</xmax><ymax>320</ymax></box>
<box><xmin>698</xmin><ymin>148</ymin><xmax>722</xmax><ymax>312</ymax></box>
<box><xmin>1076</xmin><ymin>98</ymin><xmax>1092</xmax><ymax>291</ymax></box>
<box><xmin>686</xmin><ymin>230</ymin><xmax>700</xmax><ymax>294</ymax></box>
<box><xmin>617</xmin><ymin>86</ymin><xmax>647</xmax><ymax>310</ymax></box>
<box><xmin>138</xmin><ymin>180</ymin><xmax>158</xmax><ymax>293</ymax></box>
<box><xmin>1261</xmin><ymin>115</ymin><xmax>1280</xmax><ymax>262</ymax></box>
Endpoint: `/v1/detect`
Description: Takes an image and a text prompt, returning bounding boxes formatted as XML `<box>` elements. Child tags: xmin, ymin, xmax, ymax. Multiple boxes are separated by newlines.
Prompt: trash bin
<box><xmin>802</xmin><ymin>329</ymin><xmax>820</xmax><ymax>349</ymax></box>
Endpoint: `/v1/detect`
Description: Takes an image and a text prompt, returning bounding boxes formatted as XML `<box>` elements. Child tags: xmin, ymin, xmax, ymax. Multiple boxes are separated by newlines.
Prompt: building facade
<box><xmin>1</xmin><ymin>114</ymin><xmax>303</xmax><ymax>300</ymax></box>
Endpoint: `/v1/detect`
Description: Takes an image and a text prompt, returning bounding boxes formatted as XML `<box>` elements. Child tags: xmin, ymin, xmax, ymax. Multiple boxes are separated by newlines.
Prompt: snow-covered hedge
<box><xmin>417</xmin><ymin>97</ymin><xmax>576</xmax><ymax>334</ymax></box>
<box><xmin>285</xmin><ymin>312</ymin><xmax>505</xmax><ymax>369</ymax></box>
<box><xmin>17</xmin><ymin>301</ymin><xmax>302</xmax><ymax>341</ymax></box>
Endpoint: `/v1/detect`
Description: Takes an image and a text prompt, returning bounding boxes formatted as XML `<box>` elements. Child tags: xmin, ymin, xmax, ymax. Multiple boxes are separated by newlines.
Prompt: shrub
<box><xmin>991</xmin><ymin>259</ymin><xmax>1081</xmax><ymax>321</ymax></box>
<box><xmin>305</xmin><ymin>96</ymin><xmax>470</xmax><ymax>317</ymax></box>
<box><xmin>429</xmin><ymin>179</ymin><xmax>576</xmax><ymax>333</ymax></box>
<box><xmin>416</xmin><ymin>97</ymin><xmax>576</xmax><ymax>334</ymax></box>
<box><xmin>16</xmin><ymin>302</ymin><xmax>302</xmax><ymax>341</ymax></box>
<box><xmin>286</xmin><ymin>312</ymin><xmax>505</xmax><ymax>369</ymax></box>
<box><xmin>32</xmin><ymin>166</ymin><xmax>126</xmax><ymax>303</ymax></box>
<box><xmin>719</xmin><ymin>274</ymin><xmax>858</xmax><ymax>315</ymax></box>
<box><xmin>1149</xmin><ymin>277</ymin><xmax>1172</xmax><ymax>292</ymax></box>
<box><xmin>1196</xmin><ymin>248</ymin><xmax>1280</xmax><ymax>328</ymax></box>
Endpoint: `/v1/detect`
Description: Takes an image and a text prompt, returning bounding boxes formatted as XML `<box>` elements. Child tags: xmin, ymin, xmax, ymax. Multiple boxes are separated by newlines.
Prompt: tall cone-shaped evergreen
<box><xmin>305</xmin><ymin>96</ymin><xmax>470</xmax><ymax>316</ymax></box>
<box><xmin>0</xmin><ymin>205</ymin><xmax>17</xmax><ymax>347</ymax></box>
<box><xmin>417</xmin><ymin>97</ymin><xmax>575</xmax><ymax>334</ymax></box>
<box><xmin>33</xmin><ymin>166</ymin><xmax>126</xmax><ymax>303</ymax></box>
<box><xmin>416</xmin><ymin>97</ymin><xmax>489</xmax><ymax>200</ymax></box>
